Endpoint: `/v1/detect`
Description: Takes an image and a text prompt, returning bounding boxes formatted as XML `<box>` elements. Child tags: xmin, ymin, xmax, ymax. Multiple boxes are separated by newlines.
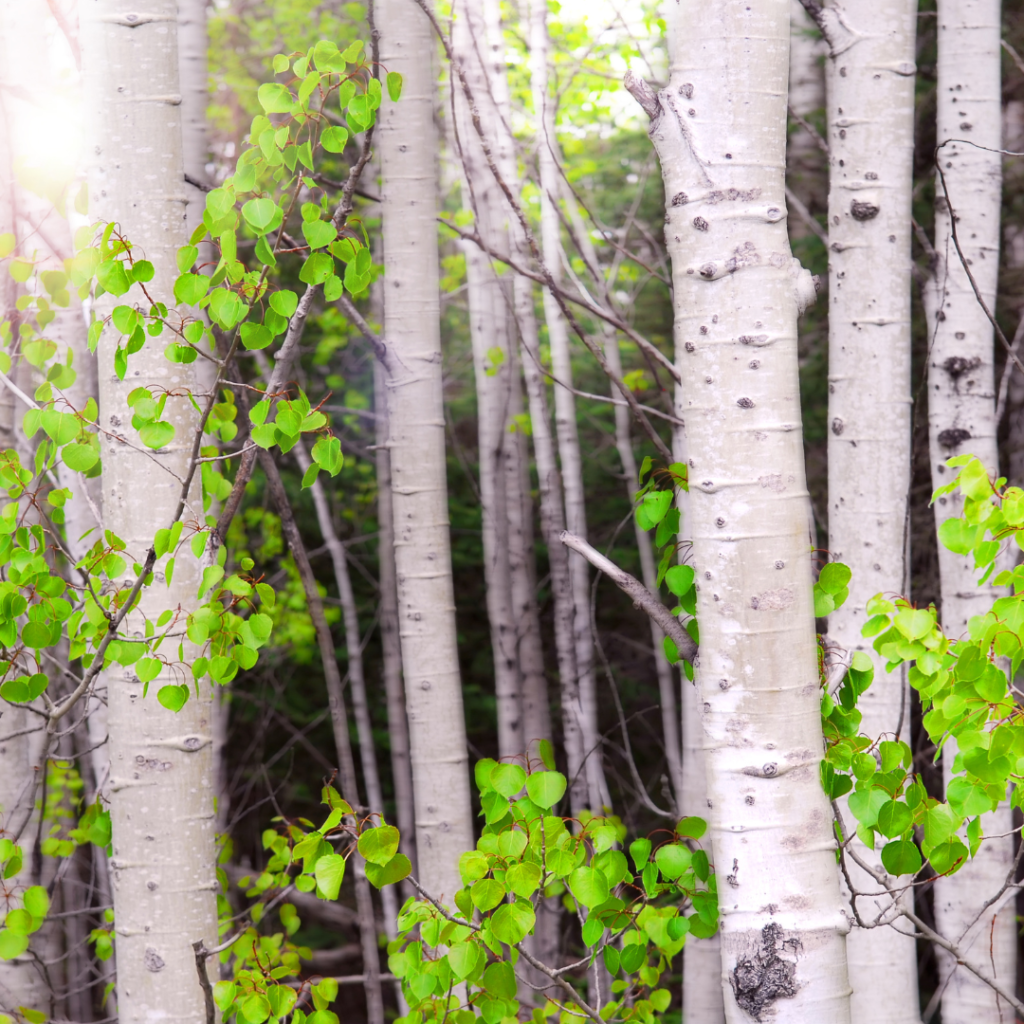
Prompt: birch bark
<box><xmin>80</xmin><ymin>4</ymin><xmax>217</xmax><ymax>1020</ymax></box>
<box><xmin>451</xmin><ymin>0</ymin><xmax>523</xmax><ymax>759</ymax></box>
<box><xmin>630</xmin><ymin>3</ymin><xmax>851</xmax><ymax>1019</ymax></box>
<box><xmin>377</xmin><ymin>0</ymin><xmax>474</xmax><ymax>903</ymax></box>
<box><xmin>815</xmin><ymin>3</ymin><xmax>921</xmax><ymax>1021</ymax></box>
<box><xmin>924</xmin><ymin>2</ymin><xmax>1017</xmax><ymax>1019</ymax></box>
<box><xmin>528</xmin><ymin>0</ymin><xmax>608</xmax><ymax>812</ymax></box>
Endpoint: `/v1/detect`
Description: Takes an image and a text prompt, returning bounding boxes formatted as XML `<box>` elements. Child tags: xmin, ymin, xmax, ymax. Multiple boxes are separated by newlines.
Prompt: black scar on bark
<box><xmin>850</xmin><ymin>199</ymin><xmax>879</xmax><ymax>221</ymax></box>
<box><xmin>938</xmin><ymin>427</ymin><xmax>971</xmax><ymax>449</ymax></box>
<box><xmin>731</xmin><ymin>922</ymin><xmax>800</xmax><ymax>1021</ymax></box>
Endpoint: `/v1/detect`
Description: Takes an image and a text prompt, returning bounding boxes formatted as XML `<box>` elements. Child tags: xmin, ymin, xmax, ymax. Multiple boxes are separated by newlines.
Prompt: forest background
<box><xmin>7</xmin><ymin>0</ymin><xmax>1024</xmax><ymax>1022</ymax></box>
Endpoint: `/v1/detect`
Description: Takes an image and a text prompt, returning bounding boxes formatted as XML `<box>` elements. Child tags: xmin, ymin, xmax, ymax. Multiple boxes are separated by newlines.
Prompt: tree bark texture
<box><xmin>80</xmin><ymin>3</ymin><xmax>217</xmax><ymax>1019</ymax></box>
<box><xmin>633</xmin><ymin>3</ymin><xmax>852</xmax><ymax>1019</ymax></box>
<box><xmin>377</xmin><ymin>0</ymin><xmax>474</xmax><ymax>905</ymax></box>
<box><xmin>819</xmin><ymin>3</ymin><xmax>921</xmax><ymax>1021</ymax></box>
<box><xmin>925</xmin><ymin>2</ymin><xmax>1017</xmax><ymax>1019</ymax></box>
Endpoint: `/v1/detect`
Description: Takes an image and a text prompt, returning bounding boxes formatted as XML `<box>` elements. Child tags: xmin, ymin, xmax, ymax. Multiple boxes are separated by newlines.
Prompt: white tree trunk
<box><xmin>377</xmin><ymin>0</ymin><xmax>474</xmax><ymax>904</ymax></box>
<box><xmin>924</xmin><ymin>2</ymin><xmax>1017</xmax><ymax>1019</ymax></box>
<box><xmin>528</xmin><ymin>0</ymin><xmax>608</xmax><ymax>812</ymax></box>
<box><xmin>451</xmin><ymin>0</ymin><xmax>524</xmax><ymax>759</ymax></box>
<box><xmin>631</xmin><ymin>2</ymin><xmax>852</xmax><ymax>1019</ymax></box>
<box><xmin>373</xmin><ymin>360</ymin><xmax>417</xmax><ymax>888</ymax></box>
<box><xmin>817</xmin><ymin>4</ymin><xmax>921</xmax><ymax>1022</ymax></box>
<box><xmin>80</xmin><ymin>4</ymin><xmax>217</xmax><ymax>1020</ymax></box>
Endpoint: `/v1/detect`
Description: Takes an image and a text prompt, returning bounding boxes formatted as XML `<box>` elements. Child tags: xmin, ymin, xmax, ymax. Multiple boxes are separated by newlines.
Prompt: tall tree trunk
<box><xmin>528</xmin><ymin>0</ymin><xmax>609</xmax><ymax>813</ymax></box>
<box><xmin>373</xmin><ymin>360</ymin><xmax>417</xmax><ymax>891</ymax></box>
<box><xmin>924</xmin><ymin>1</ymin><xmax>1017</xmax><ymax>1019</ymax></box>
<box><xmin>787</xmin><ymin>0</ymin><xmax>826</xmax><ymax>236</ymax></box>
<box><xmin>80</xmin><ymin>4</ymin><xmax>218</xmax><ymax>1020</ymax></box>
<box><xmin>451</xmin><ymin>0</ymin><xmax>524</xmax><ymax>760</ymax></box>
<box><xmin>629</xmin><ymin>2</ymin><xmax>852</xmax><ymax>1018</ymax></box>
<box><xmin>377</xmin><ymin>0</ymin><xmax>474</xmax><ymax>904</ymax></box>
<box><xmin>814</xmin><ymin>4</ymin><xmax>922</xmax><ymax>1022</ymax></box>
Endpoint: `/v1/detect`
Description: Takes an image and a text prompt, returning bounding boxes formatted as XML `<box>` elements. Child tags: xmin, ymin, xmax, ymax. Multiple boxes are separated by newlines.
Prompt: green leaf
<box><xmin>928</xmin><ymin>839</ymin><xmax>968</xmax><ymax>876</ymax></box>
<box><xmin>242</xmin><ymin>198</ymin><xmax>278</xmax><ymax>233</ymax></box>
<box><xmin>506</xmin><ymin>861</ymin><xmax>541</xmax><ymax>898</ymax></box>
<box><xmin>157</xmin><ymin>684</ymin><xmax>188</xmax><ymax>712</ymax></box>
<box><xmin>314</xmin><ymin>852</ymin><xmax>346</xmax><ymax>900</ymax></box>
<box><xmin>881</xmin><ymin>839</ymin><xmax>922</xmax><ymax>877</ymax></box>
<box><xmin>0</xmin><ymin>233</ymin><xmax>14</xmax><ymax>258</ymax></box>
<box><xmin>459</xmin><ymin>850</ymin><xmax>490</xmax><ymax>884</ymax></box>
<box><xmin>257</xmin><ymin>82</ymin><xmax>294</xmax><ymax>114</ymax></box>
<box><xmin>490</xmin><ymin>763</ymin><xmax>527</xmax><ymax>798</ymax></box>
<box><xmin>470</xmin><ymin>878</ymin><xmax>505</xmax><ymax>912</ymax></box>
<box><xmin>482</xmin><ymin>960</ymin><xmax>517</xmax><ymax>1000</ymax></box>
<box><xmin>364</xmin><ymin>853</ymin><xmax>411</xmax><ymax>889</ymax></box>
<box><xmin>569</xmin><ymin>866</ymin><xmax>609</xmax><ymax>908</ymax></box>
<box><xmin>818</xmin><ymin>562</ymin><xmax>852</xmax><ymax>594</ymax></box>
<box><xmin>321</xmin><ymin>126</ymin><xmax>349</xmax><ymax>153</ymax></box>
<box><xmin>22</xmin><ymin>886</ymin><xmax>48</xmax><ymax>920</ymax></box>
<box><xmin>629</xmin><ymin>837</ymin><xmax>651</xmax><ymax>871</ymax></box>
<box><xmin>21</xmin><ymin>622</ymin><xmax>50</xmax><ymax>649</ymax></box>
<box><xmin>269</xmin><ymin>290</ymin><xmax>298</xmax><ymax>317</ymax></box>
<box><xmin>386</xmin><ymin>71</ymin><xmax>403</xmax><ymax>102</ymax></box>
<box><xmin>525</xmin><ymin>770</ymin><xmax>566</xmax><ymax>809</ymax></box>
<box><xmin>299</xmin><ymin>252</ymin><xmax>333</xmax><ymax>285</ymax></box>
<box><xmin>537</xmin><ymin>738</ymin><xmax>556</xmax><ymax>770</ymax></box>
<box><xmin>139</xmin><ymin>421</ymin><xmax>174</xmax><ymax>450</ymax></box>
<box><xmin>213</xmin><ymin>981</ymin><xmax>237</xmax><ymax>1013</ymax></box>
<box><xmin>96</xmin><ymin>259</ymin><xmax>130</xmax><ymax>296</ymax></box>
<box><xmin>357</xmin><ymin>825</ymin><xmax>400</xmax><ymax>866</ymax></box>
<box><xmin>240</xmin><ymin>323</ymin><xmax>272</xmax><ymax>350</ymax></box>
<box><xmin>0</xmin><ymin>929</ymin><xmax>29</xmax><ymax>959</ymax></box>
<box><xmin>174</xmin><ymin>272</ymin><xmax>209</xmax><ymax>306</ymax></box>
<box><xmin>490</xmin><ymin>901</ymin><xmax>534</xmax><ymax>945</ymax></box>
<box><xmin>876</xmin><ymin>800</ymin><xmax>912</xmax><ymax>839</ymax></box>
<box><xmin>447</xmin><ymin>941</ymin><xmax>481</xmax><ymax>981</ymax></box>
<box><xmin>654</xmin><ymin>843</ymin><xmax>692</xmax><ymax>879</ymax></box>
<box><xmin>301</xmin><ymin>464</ymin><xmax>320</xmax><ymax>489</ymax></box>
<box><xmin>302</xmin><ymin>219</ymin><xmax>337</xmax><ymax>250</ymax></box>
<box><xmin>664</xmin><ymin>564</ymin><xmax>694</xmax><ymax>597</ymax></box>
<box><xmin>62</xmin><ymin>443</ymin><xmax>99</xmax><ymax>472</ymax></box>
<box><xmin>641</xmin><ymin>489</ymin><xmax>673</xmax><ymax>527</ymax></box>
<box><xmin>675</xmin><ymin>816</ymin><xmax>706</xmax><ymax>840</ymax></box>
<box><xmin>312</xmin><ymin>435</ymin><xmax>342</xmax><ymax>475</ymax></box>
<box><xmin>177</xmin><ymin>245</ymin><xmax>199</xmax><ymax>273</ymax></box>
<box><xmin>136</xmin><ymin>658</ymin><xmax>161</xmax><ymax>683</ymax></box>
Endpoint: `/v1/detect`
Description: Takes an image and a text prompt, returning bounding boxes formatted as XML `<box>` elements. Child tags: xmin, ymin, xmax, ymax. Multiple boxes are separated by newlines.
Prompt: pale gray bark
<box><xmin>924</xmin><ymin>2</ymin><xmax>1017</xmax><ymax>1018</ymax></box>
<box><xmin>377</xmin><ymin>0</ymin><xmax>474</xmax><ymax>904</ymax></box>
<box><xmin>80</xmin><ymin>4</ymin><xmax>217</xmax><ymax>1020</ymax></box>
<box><xmin>817</xmin><ymin>3</ymin><xmax>921</xmax><ymax>1020</ymax></box>
<box><xmin>630</xmin><ymin>1</ymin><xmax>852</xmax><ymax>1017</ymax></box>
<box><xmin>451</xmin><ymin>0</ymin><xmax>524</xmax><ymax>759</ymax></box>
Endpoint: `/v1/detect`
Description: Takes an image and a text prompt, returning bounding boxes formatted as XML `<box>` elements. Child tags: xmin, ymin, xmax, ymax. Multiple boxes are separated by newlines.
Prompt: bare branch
<box><xmin>559</xmin><ymin>531</ymin><xmax>696</xmax><ymax>664</ymax></box>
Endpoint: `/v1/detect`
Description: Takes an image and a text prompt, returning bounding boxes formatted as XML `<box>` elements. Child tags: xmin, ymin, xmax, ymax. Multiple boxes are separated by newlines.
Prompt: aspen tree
<box><xmin>528</xmin><ymin>0</ymin><xmax>609</xmax><ymax>812</ymax></box>
<box><xmin>924</xmin><ymin>1</ymin><xmax>1017</xmax><ymax>1018</ymax></box>
<box><xmin>806</xmin><ymin>2</ymin><xmax>922</xmax><ymax>1020</ymax></box>
<box><xmin>628</xmin><ymin>2</ymin><xmax>852</xmax><ymax>1018</ymax></box>
<box><xmin>377</xmin><ymin>0</ymin><xmax>474</xmax><ymax>903</ymax></box>
<box><xmin>451</xmin><ymin>0</ymin><xmax>524</xmax><ymax>759</ymax></box>
<box><xmin>80</xmin><ymin>3</ymin><xmax>218</xmax><ymax>1019</ymax></box>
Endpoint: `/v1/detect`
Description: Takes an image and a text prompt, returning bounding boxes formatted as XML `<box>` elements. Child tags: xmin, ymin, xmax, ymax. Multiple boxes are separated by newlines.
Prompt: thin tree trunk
<box><xmin>811</xmin><ymin>4</ymin><xmax>923</xmax><ymax>1022</ymax></box>
<box><xmin>373</xmin><ymin>361</ymin><xmax>416</xmax><ymax>891</ymax></box>
<box><xmin>451</xmin><ymin>0</ymin><xmax>524</xmax><ymax>760</ymax></box>
<box><xmin>528</xmin><ymin>0</ymin><xmax>608</xmax><ymax>813</ymax></box>
<box><xmin>628</xmin><ymin>1</ymin><xmax>852</xmax><ymax>1017</ymax></box>
<box><xmin>924</xmin><ymin>2</ymin><xmax>1017</xmax><ymax>1019</ymax></box>
<box><xmin>79</xmin><ymin>5</ymin><xmax>218</xmax><ymax>1019</ymax></box>
<box><xmin>787</xmin><ymin>0</ymin><xmax>826</xmax><ymax>237</ymax></box>
<box><xmin>377</xmin><ymin>0</ymin><xmax>474</xmax><ymax>904</ymax></box>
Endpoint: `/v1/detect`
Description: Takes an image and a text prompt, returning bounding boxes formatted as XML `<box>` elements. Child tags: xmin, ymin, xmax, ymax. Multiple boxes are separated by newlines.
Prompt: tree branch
<box><xmin>559</xmin><ymin>531</ymin><xmax>696</xmax><ymax>664</ymax></box>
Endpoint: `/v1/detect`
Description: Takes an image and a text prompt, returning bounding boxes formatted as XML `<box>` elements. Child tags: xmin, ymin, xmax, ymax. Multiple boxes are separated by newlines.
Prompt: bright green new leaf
<box><xmin>240</xmin><ymin>323</ymin><xmax>272</xmax><ymax>351</ymax></box>
<box><xmin>302</xmin><ymin>219</ymin><xmax>337</xmax><ymax>250</ymax></box>
<box><xmin>257</xmin><ymin>82</ymin><xmax>294</xmax><ymax>114</ymax></box>
<box><xmin>22</xmin><ymin>886</ymin><xmax>48</xmax><ymax>920</ymax></box>
<box><xmin>0</xmin><ymin>233</ymin><xmax>13</xmax><ymax>258</ymax></box>
<box><xmin>312</xmin><ymin>435</ymin><xmax>343</xmax><ymax>475</ymax></box>
<box><xmin>213</xmin><ymin>981</ymin><xmax>237</xmax><ymax>1013</ymax></box>
<box><xmin>629</xmin><ymin>837</ymin><xmax>652</xmax><ymax>871</ymax></box>
<box><xmin>490</xmin><ymin>901</ymin><xmax>534</xmax><ymax>945</ymax></box>
<box><xmin>358</xmin><ymin>825</ymin><xmax>400</xmax><ymax>866</ymax></box>
<box><xmin>471</xmin><ymin>878</ymin><xmax>505</xmax><ymax>912</ymax></box>
<box><xmin>459</xmin><ymin>850</ymin><xmax>490</xmax><ymax>884</ymax></box>
<box><xmin>242</xmin><ymin>198</ymin><xmax>278</xmax><ymax>233</ymax></box>
<box><xmin>321</xmin><ymin>126</ymin><xmax>349</xmax><ymax>153</ymax></box>
<box><xmin>569</xmin><ymin>866</ymin><xmax>609</xmax><ymax>908</ymax></box>
<box><xmin>505</xmin><ymin>862</ymin><xmax>541</xmax><ymax>898</ymax></box>
<box><xmin>157</xmin><ymin>684</ymin><xmax>188</xmax><ymax>712</ymax></box>
<box><xmin>525</xmin><ymin>770</ymin><xmax>566</xmax><ymax>809</ymax></box>
<box><xmin>174</xmin><ymin>273</ymin><xmax>208</xmax><ymax>306</ymax></box>
<box><xmin>62</xmin><ymin>443</ymin><xmax>99</xmax><ymax>473</ymax></box>
<box><xmin>490</xmin><ymin>763</ymin><xmax>526</xmax><ymax>798</ymax></box>
<box><xmin>876</xmin><ymin>800</ymin><xmax>912</xmax><ymax>839</ymax></box>
<box><xmin>299</xmin><ymin>252</ymin><xmax>334</xmax><ymax>285</ymax></box>
<box><xmin>0</xmin><ymin>929</ymin><xmax>29</xmax><ymax>960</ymax></box>
<box><xmin>665</xmin><ymin>564</ymin><xmax>694</xmax><ymax>598</ymax></box>
<box><xmin>447</xmin><ymin>941</ymin><xmax>481</xmax><ymax>981</ymax></box>
<box><xmin>365</xmin><ymin>853</ymin><xmax>411</xmax><ymax>889</ymax></box>
<box><xmin>818</xmin><ymin>561</ymin><xmax>852</xmax><ymax>594</ymax></box>
<box><xmin>21</xmin><ymin>623</ymin><xmax>50</xmax><ymax>649</ymax></box>
<box><xmin>139</xmin><ymin>421</ymin><xmax>174</xmax><ymax>450</ymax></box>
<box><xmin>269</xmin><ymin>290</ymin><xmax>298</xmax><ymax>317</ymax></box>
<box><xmin>482</xmin><ymin>960</ymin><xmax>516</xmax><ymax>1000</ymax></box>
<box><xmin>881</xmin><ymin>839</ymin><xmax>922</xmax><ymax>876</ymax></box>
<box><xmin>675</xmin><ymin>816</ymin><xmax>706</xmax><ymax>840</ymax></box>
<box><xmin>654</xmin><ymin>843</ymin><xmax>692</xmax><ymax>880</ymax></box>
<box><xmin>136</xmin><ymin>658</ymin><xmax>161</xmax><ymax>684</ymax></box>
<box><xmin>314</xmin><ymin>852</ymin><xmax>346</xmax><ymax>900</ymax></box>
